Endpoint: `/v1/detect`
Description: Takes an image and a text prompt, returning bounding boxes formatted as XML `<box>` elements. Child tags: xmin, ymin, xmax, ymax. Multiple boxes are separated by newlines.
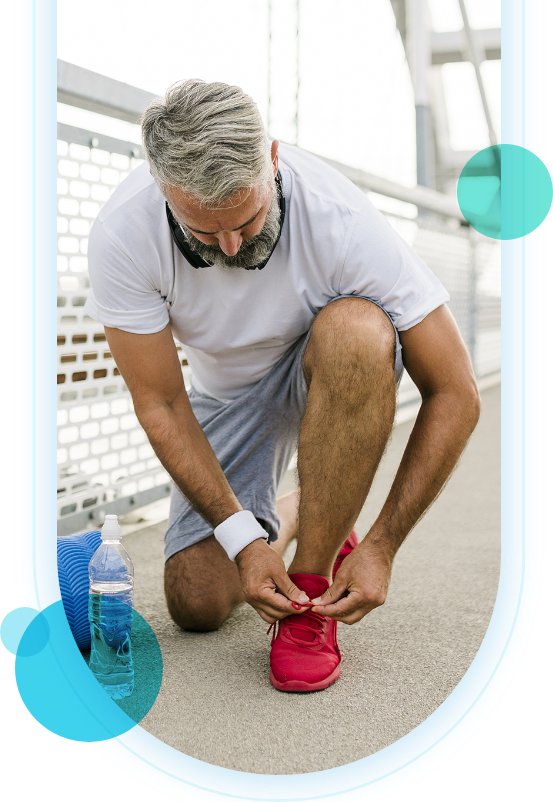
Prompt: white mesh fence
<box><xmin>56</xmin><ymin>131</ymin><xmax>192</xmax><ymax>535</ymax></box>
<box><xmin>56</xmin><ymin>127</ymin><xmax>500</xmax><ymax>535</ymax></box>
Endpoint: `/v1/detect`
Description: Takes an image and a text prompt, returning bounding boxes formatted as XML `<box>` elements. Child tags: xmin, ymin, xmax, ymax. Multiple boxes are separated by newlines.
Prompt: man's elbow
<box><xmin>134</xmin><ymin>386</ymin><xmax>190</xmax><ymax>435</ymax></box>
<box><xmin>461</xmin><ymin>378</ymin><xmax>481</xmax><ymax>432</ymax></box>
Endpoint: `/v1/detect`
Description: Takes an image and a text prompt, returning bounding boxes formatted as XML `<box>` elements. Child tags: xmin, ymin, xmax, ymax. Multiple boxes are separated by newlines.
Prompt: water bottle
<box><xmin>88</xmin><ymin>514</ymin><xmax>134</xmax><ymax>699</ymax></box>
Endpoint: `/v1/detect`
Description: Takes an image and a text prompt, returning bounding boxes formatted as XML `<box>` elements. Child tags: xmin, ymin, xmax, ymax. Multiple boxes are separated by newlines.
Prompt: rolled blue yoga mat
<box><xmin>57</xmin><ymin>530</ymin><xmax>102</xmax><ymax>649</ymax></box>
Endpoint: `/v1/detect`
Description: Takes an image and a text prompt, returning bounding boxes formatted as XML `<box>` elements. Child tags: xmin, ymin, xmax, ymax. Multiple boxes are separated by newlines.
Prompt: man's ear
<box><xmin>271</xmin><ymin>140</ymin><xmax>279</xmax><ymax>176</ymax></box>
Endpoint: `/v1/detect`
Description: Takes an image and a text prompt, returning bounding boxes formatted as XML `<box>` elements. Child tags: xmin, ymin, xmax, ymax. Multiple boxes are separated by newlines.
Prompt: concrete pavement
<box><xmin>124</xmin><ymin>383</ymin><xmax>500</xmax><ymax>774</ymax></box>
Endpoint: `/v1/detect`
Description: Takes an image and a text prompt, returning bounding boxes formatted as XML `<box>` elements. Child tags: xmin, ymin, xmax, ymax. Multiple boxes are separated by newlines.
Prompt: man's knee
<box><xmin>304</xmin><ymin>298</ymin><xmax>396</xmax><ymax>384</ymax></box>
<box><xmin>165</xmin><ymin>591</ymin><xmax>229</xmax><ymax>632</ymax></box>
<box><xmin>164</xmin><ymin>563</ymin><xmax>230</xmax><ymax>631</ymax></box>
<box><xmin>164</xmin><ymin>543</ymin><xmax>242</xmax><ymax>632</ymax></box>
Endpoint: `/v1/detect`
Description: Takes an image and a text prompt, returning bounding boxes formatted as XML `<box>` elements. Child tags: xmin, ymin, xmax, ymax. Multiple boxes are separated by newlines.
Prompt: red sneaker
<box><xmin>269</xmin><ymin>573</ymin><xmax>341</xmax><ymax>692</ymax></box>
<box><xmin>332</xmin><ymin>530</ymin><xmax>359</xmax><ymax>581</ymax></box>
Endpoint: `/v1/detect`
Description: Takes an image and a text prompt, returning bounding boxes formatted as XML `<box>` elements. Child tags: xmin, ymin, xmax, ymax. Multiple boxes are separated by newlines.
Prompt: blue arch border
<box><xmin>16</xmin><ymin>0</ymin><xmax>542</xmax><ymax>800</ymax></box>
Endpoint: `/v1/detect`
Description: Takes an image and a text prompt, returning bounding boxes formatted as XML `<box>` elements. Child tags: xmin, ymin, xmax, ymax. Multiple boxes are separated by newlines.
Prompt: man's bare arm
<box><xmin>369</xmin><ymin>303</ymin><xmax>481</xmax><ymax>553</ymax></box>
<box><xmin>104</xmin><ymin>324</ymin><xmax>241</xmax><ymax>527</ymax></box>
<box><xmin>105</xmin><ymin>323</ymin><xmax>311</xmax><ymax>622</ymax></box>
<box><xmin>311</xmin><ymin>304</ymin><xmax>482</xmax><ymax>622</ymax></box>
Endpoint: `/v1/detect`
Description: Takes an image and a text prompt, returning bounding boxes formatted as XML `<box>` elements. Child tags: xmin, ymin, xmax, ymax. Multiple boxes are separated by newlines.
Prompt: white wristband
<box><xmin>214</xmin><ymin>510</ymin><xmax>268</xmax><ymax>562</ymax></box>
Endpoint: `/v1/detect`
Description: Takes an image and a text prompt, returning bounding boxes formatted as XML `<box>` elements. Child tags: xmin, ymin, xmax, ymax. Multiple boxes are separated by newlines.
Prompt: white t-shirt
<box><xmin>85</xmin><ymin>144</ymin><xmax>449</xmax><ymax>402</ymax></box>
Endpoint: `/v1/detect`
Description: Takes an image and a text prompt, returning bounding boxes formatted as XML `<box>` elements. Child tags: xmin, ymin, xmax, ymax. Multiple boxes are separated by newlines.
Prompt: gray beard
<box><xmin>177</xmin><ymin>188</ymin><xmax>282</xmax><ymax>270</ymax></box>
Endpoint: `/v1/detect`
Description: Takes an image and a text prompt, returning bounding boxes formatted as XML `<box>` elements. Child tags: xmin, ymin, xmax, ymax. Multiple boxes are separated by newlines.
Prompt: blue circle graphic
<box><xmin>15</xmin><ymin>600</ymin><xmax>137</xmax><ymax>741</ymax></box>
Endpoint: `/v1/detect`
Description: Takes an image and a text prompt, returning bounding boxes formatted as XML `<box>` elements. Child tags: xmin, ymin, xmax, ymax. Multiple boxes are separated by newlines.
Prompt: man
<box><xmin>85</xmin><ymin>79</ymin><xmax>480</xmax><ymax>693</ymax></box>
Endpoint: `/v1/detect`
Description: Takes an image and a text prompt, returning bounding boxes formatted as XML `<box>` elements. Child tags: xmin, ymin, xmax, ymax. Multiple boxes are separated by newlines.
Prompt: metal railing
<box><xmin>56</xmin><ymin>64</ymin><xmax>500</xmax><ymax>536</ymax></box>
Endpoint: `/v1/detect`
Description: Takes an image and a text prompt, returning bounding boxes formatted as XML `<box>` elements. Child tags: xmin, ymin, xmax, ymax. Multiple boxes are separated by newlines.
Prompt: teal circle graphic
<box><xmin>6</xmin><ymin>601</ymin><xmax>163</xmax><ymax>742</ymax></box>
<box><xmin>83</xmin><ymin>605</ymin><xmax>163</xmax><ymax>725</ymax></box>
<box><xmin>16</xmin><ymin>601</ymin><xmax>134</xmax><ymax>741</ymax></box>
<box><xmin>457</xmin><ymin>144</ymin><xmax>552</xmax><ymax>239</ymax></box>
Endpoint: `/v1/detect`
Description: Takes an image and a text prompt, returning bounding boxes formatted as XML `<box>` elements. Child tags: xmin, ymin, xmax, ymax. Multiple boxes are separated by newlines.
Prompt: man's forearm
<box><xmin>136</xmin><ymin>389</ymin><xmax>241</xmax><ymax>528</ymax></box>
<box><xmin>365</xmin><ymin>387</ymin><xmax>481</xmax><ymax>556</ymax></box>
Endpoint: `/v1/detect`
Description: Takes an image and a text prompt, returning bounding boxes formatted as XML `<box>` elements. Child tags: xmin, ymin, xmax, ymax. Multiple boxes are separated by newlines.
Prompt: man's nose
<box><xmin>217</xmin><ymin>231</ymin><xmax>242</xmax><ymax>256</ymax></box>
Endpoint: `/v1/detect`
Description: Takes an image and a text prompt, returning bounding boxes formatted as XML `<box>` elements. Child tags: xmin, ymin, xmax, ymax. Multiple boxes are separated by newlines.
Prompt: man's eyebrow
<box><xmin>184</xmin><ymin>206</ymin><xmax>263</xmax><ymax>235</ymax></box>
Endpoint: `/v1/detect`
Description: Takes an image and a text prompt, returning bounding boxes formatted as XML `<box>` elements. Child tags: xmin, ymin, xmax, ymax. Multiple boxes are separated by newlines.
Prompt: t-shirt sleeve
<box><xmin>338</xmin><ymin>199</ymin><xmax>450</xmax><ymax>331</ymax></box>
<box><xmin>84</xmin><ymin>219</ymin><xmax>170</xmax><ymax>334</ymax></box>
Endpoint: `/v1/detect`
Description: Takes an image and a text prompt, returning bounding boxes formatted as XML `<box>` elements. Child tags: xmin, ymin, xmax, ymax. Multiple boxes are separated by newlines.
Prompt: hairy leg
<box><xmin>288</xmin><ymin>298</ymin><xmax>397</xmax><ymax>580</ymax></box>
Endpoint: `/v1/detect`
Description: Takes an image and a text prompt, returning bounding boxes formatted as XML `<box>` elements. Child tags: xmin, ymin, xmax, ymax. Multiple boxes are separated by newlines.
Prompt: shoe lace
<box><xmin>267</xmin><ymin>610</ymin><xmax>327</xmax><ymax>648</ymax></box>
<box><xmin>267</xmin><ymin>621</ymin><xmax>278</xmax><ymax>644</ymax></box>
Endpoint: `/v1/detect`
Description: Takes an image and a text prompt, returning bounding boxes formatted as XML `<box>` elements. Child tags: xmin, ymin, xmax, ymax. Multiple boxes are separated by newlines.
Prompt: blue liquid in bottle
<box><xmin>88</xmin><ymin>515</ymin><xmax>134</xmax><ymax>699</ymax></box>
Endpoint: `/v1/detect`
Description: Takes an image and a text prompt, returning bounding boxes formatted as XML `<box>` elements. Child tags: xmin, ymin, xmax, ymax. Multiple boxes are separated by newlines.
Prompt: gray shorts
<box><xmin>164</xmin><ymin>295</ymin><xmax>404</xmax><ymax>561</ymax></box>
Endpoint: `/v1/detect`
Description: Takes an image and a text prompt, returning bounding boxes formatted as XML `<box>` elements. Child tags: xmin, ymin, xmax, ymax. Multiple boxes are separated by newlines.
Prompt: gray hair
<box><xmin>141</xmin><ymin>79</ymin><xmax>273</xmax><ymax>208</ymax></box>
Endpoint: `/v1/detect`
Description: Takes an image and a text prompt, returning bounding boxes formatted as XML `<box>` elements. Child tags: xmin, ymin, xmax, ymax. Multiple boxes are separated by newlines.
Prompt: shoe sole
<box><xmin>269</xmin><ymin>664</ymin><xmax>341</xmax><ymax>692</ymax></box>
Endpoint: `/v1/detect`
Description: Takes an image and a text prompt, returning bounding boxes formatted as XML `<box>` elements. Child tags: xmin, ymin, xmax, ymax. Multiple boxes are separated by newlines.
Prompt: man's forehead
<box><xmin>166</xmin><ymin>185</ymin><xmax>267</xmax><ymax>233</ymax></box>
<box><xmin>166</xmin><ymin>184</ymin><xmax>255</xmax><ymax>210</ymax></box>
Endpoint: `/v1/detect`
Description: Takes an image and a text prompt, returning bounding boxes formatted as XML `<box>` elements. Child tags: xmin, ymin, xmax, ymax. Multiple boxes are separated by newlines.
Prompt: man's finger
<box><xmin>310</xmin><ymin>590</ymin><xmax>363</xmax><ymax>620</ymax></box>
<box><xmin>254</xmin><ymin>598</ymin><xmax>297</xmax><ymax>622</ymax></box>
<box><xmin>256</xmin><ymin>587</ymin><xmax>302</xmax><ymax>616</ymax></box>
<box><xmin>310</xmin><ymin>579</ymin><xmax>348</xmax><ymax>607</ymax></box>
<box><xmin>274</xmin><ymin>575</ymin><xmax>311</xmax><ymax>607</ymax></box>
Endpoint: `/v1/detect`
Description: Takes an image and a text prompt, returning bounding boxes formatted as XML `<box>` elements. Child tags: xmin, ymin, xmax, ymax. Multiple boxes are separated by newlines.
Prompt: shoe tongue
<box><xmin>286</xmin><ymin>574</ymin><xmax>330</xmax><ymax>644</ymax></box>
<box><xmin>289</xmin><ymin>573</ymin><xmax>329</xmax><ymax>600</ymax></box>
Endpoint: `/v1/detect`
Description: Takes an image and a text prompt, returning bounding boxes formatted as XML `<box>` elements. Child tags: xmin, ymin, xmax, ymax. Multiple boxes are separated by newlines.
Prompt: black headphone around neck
<box><xmin>166</xmin><ymin>171</ymin><xmax>286</xmax><ymax>271</ymax></box>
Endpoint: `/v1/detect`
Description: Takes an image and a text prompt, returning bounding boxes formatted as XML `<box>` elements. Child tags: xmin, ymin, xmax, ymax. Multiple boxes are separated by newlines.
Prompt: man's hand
<box><xmin>235</xmin><ymin>539</ymin><xmax>312</xmax><ymax>624</ymax></box>
<box><xmin>309</xmin><ymin>540</ymin><xmax>393</xmax><ymax>624</ymax></box>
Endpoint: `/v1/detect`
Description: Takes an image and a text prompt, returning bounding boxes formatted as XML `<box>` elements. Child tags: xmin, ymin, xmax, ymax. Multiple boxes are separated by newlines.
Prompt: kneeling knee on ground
<box><xmin>165</xmin><ymin>592</ymin><xmax>231</xmax><ymax>632</ymax></box>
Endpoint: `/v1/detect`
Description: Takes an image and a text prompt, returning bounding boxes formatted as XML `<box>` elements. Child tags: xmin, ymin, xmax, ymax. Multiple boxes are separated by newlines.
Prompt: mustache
<box><xmin>174</xmin><ymin>190</ymin><xmax>281</xmax><ymax>270</ymax></box>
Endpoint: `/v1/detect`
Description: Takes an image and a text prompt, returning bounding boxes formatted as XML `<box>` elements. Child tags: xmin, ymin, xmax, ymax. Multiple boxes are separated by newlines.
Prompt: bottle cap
<box><xmin>101</xmin><ymin>514</ymin><xmax>121</xmax><ymax>541</ymax></box>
